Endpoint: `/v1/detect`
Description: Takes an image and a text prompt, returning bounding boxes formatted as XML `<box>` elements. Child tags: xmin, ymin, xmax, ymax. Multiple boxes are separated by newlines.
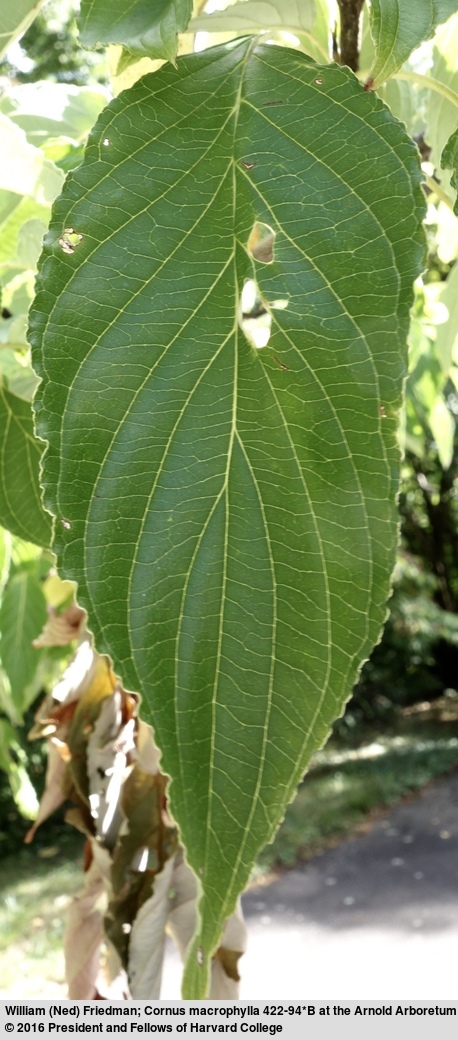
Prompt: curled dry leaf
<box><xmin>32</xmin><ymin>603</ymin><xmax>86</xmax><ymax>648</ymax></box>
<box><xmin>29</xmin><ymin>637</ymin><xmax>100</xmax><ymax>741</ymax></box>
<box><xmin>129</xmin><ymin>848</ymin><xmax>246</xmax><ymax>999</ymax></box>
<box><xmin>24</xmin><ymin>741</ymin><xmax>67</xmax><ymax>844</ymax></box>
<box><xmin>28</xmin><ymin>612</ymin><xmax>245</xmax><ymax>997</ymax></box>
<box><xmin>167</xmin><ymin>850</ymin><xmax>246</xmax><ymax>999</ymax></box>
<box><xmin>64</xmin><ymin>840</ymin><xmax>126</xmax><ymax>1000</ymax></box>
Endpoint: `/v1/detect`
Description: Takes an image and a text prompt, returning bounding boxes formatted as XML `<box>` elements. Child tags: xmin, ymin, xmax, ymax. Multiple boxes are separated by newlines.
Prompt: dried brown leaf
<box><xmin>33</xmin><ymin>604</ymin><xmax>86</xmax><ymax>648</ymax></box>
<box><xmin>24</xmin><ymin>742</ymin><xmax>67</xmax><ymax>843</ymax></box>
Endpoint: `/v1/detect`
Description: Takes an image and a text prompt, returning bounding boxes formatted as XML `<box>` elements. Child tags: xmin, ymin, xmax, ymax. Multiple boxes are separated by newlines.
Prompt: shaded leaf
<box><xmin>0</xmin><ymin>717</ymin><xmax>39</xmax><ymax>817</ymax></box>
<box><xmin>368</xmin><ymin>0</ymin><xmax>458</xmax><ymax>89</ymax></box>
<box><xmin>79</xmin><ymin>0</ymin><xmax>193</xmax><ymax>64</ymax></box>
<box><xmin>0</xmin><ymin>386</ymin><xmax>52</xmax><ymax>545</ymax></box>
<box><xmin>30</xmin><ymin>40</ymin><xmax>425</xmax><ymax>997</ymax></box>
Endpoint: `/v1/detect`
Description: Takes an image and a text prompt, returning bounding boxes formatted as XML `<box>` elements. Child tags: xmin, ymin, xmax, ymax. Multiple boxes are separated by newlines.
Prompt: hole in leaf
<box><xmin>59</xmin><ymin>227</ymin><xmax>83</xmax><ymax>255</ymax></box>
<box><xmin>247</xmin><ymin>221</ymin><xmax>275</xmax><ymax>265</ymax></box>
<box><xmin>240</xmin><ymin>279</ymin><xmax>271</xmax><ymax>349</ymax></box>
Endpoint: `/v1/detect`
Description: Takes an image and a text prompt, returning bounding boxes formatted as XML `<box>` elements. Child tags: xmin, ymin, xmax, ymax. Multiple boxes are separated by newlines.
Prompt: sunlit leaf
<box><xmin>368</xmin><ymin>0</ymin><xmax>458</xmax><ymax>89</ymax></box>
<box><xmin>0</xmin><ymin>0</ymin><xmax>46</xmax><ymax>61</ymax></box>
<box><xmin>0</xmin><ymin>348</ymin><xmax>39</xmax><ymax>401</ymax></box>
<box><xmin>426</xmin><ymin>13</ymin><xmax>458</xmax><ymax>193</ymax></box>
<box><xmin>79</xmin><ymin>0</ymin><xmax>193</xmax><ymax>64</ymax></box>
<box><xmin>0</xmin><ymin>114</ymin><xmax>64</xmax><ymax>206</ymax></box>
<box><xmin>30</xmin><ymin>40</ymin><xmax>425</xmax><ymax>996</ymax></box>
<box><xmin>0</xmin><ymin>191</ymin><xmax>50</xmax><ymax>271</ymax></box>
<box><xmin>190</xmin><ymin>0</ymin><xmax>316</xmax><ymax>35</ymax></box>
<box><xmin>435</xmin><ymin>263</ymin><xmax>458</xmax><ymax>372</ymax></box>
<box><xmin>0</xmin><ymin>83</ymin><xmax>110</xmax><ymax>149</ymax></box>
<box><xmin>428</xmin><ymin>392</ymin><xmax>455</xmax><ymax>468</ymax></box>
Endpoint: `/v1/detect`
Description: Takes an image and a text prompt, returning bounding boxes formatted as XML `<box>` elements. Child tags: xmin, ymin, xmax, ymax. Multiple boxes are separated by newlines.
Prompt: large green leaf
<box><xmin>79</xmin><ymin>0</ymin><xmax>193</xmax><ymax>63</ymax></box>
<box><xmin>0</xmin><ymin>386</ymin><xmax>52</xmax><ymax>546</ymax></box>
<box><xmin>30</xmin><ymin>39</ymin><xmax>425</xmax><ymax>996</ymax></box>
<box><xmin>0</xmin><ymin>0</ymin><xmax>45</xmax><ymax>61</ymax></box>
<box><xmin>368</xmin><ymin>0</ymin><xmax>458</xmax><ymax>89</ymax></box>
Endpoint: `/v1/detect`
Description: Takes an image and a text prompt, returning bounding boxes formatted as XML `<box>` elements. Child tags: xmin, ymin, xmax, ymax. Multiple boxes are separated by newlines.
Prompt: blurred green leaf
<box><xmin>441</xmin><ymin>122</ymin><xmax>458</xmax><ymax>205</ymax></box>
<box><xmin>0</xmin><ymin>526</ymin><xmax>12</xmax><ymax>597</ymax></box>
<box><xmin>0</xmin><ymin>113</ymin><xmax>64</xmax><ymax>206</ymax></box>
<box><xmin>428</xmin><ymin>392</ymin><xmax>455</xmax><ymax>468</ymax></box>
<box><xmin>79</xmin><ymin>0</ymin><xmax>193</xmax><ymax>63</ymax></box>
<box><xmin>0</xmin><ymin>191</ymin><xmax>49</xmax><ymax>271</ymax></box>
<box><xmin>0</xmin><ymin>718</ymin><xmax>39</xmax><ymax>818</ymax></box>
<box><xmin>0</xmin><ymin>348</ymin><xmax>39</xmax><ymax>401</ymax></box>
<box><xmin>0</xmin><ymin>570</ymin><xmax>47</xmax><ymax>720</ymax></box>
<box><xmin>0</xmin><ymin>0</ymin><xmax>45</xmax><ymax>62</ymax></box>
<box><xmin>435</xmin><ymin>263</ymin><xmax>458</xmax><ymax>372</ymax></box>
<box><xmin>0</xmin><ymin>386</ymin><xmax>52</xmax><ymax>546</ymax></box>
<box><xmin>425</xmin><ymin>13</ymin><xmax>458</xmax><ymax>192</ymax></box>
<box><xmin>16</xmin><ymin>218</ymin><xmax>47</xmax><ymax>271</ymax></box>
<box><xmin>190</xmin><ymin>0</ymin><xmax>316</xmax><ymax>35</ymax></box>
<box><xmin>368</xmin><ymin>1</ymin><xmax>458</xmax><ymax>88</ymax></box>
<box><xmin>0</xmin><ymin>83</ymin><xmax>110</xmax><ymax>149</ymax></box>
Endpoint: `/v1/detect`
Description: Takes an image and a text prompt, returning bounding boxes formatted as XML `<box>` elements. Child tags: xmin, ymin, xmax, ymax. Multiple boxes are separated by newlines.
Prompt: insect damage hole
<box><xmin>59</xmin><ymin>227</ymin><xmax>83</xmax><ymax>254</ymax></box>
<box><xmin>247</xmin><ymin>221</ymin><xmax>276</xmax><ymax>265</ymax></box>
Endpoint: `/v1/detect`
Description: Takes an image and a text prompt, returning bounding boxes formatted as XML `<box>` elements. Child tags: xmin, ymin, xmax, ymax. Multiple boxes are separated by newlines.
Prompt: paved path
<box><xmin>162</xmin><ymin>771</ymin><xmax>458</xmax><ymax>999</ymax></box>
